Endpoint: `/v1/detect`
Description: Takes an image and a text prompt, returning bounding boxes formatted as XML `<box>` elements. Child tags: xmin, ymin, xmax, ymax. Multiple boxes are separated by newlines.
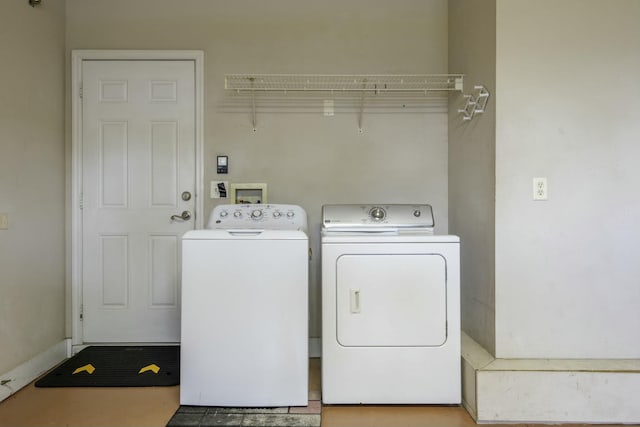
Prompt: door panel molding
<box><xmin>70</xmin><ymin>50</ymin><xmax>204</xmax><ymax>347</ymax></box>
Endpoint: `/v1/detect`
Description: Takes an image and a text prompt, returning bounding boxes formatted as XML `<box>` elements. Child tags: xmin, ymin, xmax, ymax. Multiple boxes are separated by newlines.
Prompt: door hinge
<box><xmin>80</xmin><ymin>304</ymin><xmax>83</xmax><ymax>321</ymax></box>
<box><xmin>79</xmin><ymin>193</ymin><xmax>83</xmax><ymax>210</ymax></box>
<box><xmin>79</xmin><ymin>83</ymin><xmax>83</xmax><ymax>100</ymax></box>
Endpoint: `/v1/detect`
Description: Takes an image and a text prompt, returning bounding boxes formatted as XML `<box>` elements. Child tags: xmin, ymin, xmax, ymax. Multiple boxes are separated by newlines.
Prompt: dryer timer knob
<box><xmin>413</xmin><ymin>210</ymin><xmax>421</xmax><ymax>217</ymax></box>
<box><xmin>370</xmin><ymin>207</ymin><xmax>386</xmax><ymax>221</ymax></box>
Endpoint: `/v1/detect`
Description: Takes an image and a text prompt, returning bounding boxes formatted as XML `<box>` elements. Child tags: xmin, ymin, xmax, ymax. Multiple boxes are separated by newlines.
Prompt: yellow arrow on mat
<box><xmin>72</xmin><ymin>364</ymin><xmax>95</xmax><ymax>375</ymax></box>
<box><xmin>138</xmin><ymin>364</ymin><xmax>160</xmax><ymax>374</ymax></box>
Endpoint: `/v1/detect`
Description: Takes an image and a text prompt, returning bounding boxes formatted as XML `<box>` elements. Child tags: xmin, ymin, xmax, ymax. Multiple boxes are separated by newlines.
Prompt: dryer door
<box><xmin>336</xmin><ymin>253</ymin><xmax>447</xmax><ymax>347</ymax></box>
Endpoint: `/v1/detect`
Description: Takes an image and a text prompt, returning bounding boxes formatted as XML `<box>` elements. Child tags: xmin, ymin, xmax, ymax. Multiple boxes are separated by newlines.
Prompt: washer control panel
<box><xmin>208</xmin><ymin>203</ymin><xmax>307</xmax><ymax>232</ymax></box>
<box><xmin>322</xmin><ymin>204</ymin><xmax>434</xmax><ymax>232</ymax></box>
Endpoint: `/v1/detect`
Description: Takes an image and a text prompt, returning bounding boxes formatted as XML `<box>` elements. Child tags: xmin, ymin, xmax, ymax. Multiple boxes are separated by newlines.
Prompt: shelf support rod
<box><xmin>357</xmin><ymin>79</ymin><xmax>367</xmax><ymax>133</ymax></box>
<box><xmin>250</xmin><ymin>77</ymin><xmax>257</xmax><ymax>131</ymax></box>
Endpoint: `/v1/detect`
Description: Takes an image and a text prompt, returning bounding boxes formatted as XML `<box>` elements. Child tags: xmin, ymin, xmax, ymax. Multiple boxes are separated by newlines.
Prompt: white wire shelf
<box><xmin>225</xmin><ymin>74</ymin><xmax>464</xmax><ymax>94</ymax></box>
<box><xmin>223</xmin><ymin>74</ymin><xmax>464</xmax><ymax>132</ymax></box>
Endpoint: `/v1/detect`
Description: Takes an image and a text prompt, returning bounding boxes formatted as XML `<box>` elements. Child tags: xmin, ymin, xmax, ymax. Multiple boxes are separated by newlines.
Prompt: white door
<box><xmin>81</xmin><ymin>60</ymin><xmax>195</xmax><ymax>342</ymax></box>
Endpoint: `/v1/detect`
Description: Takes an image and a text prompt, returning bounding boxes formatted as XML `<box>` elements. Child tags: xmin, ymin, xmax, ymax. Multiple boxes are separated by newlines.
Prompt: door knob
<box><xmin>171</xmin><ymin>210</ymin><xmax>191</xmax><ymax>221</ymax></box>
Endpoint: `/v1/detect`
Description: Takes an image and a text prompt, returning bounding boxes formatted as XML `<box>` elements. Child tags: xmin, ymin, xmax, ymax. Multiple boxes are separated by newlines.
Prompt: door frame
<box><xmin>70</xmin><ymin>50</ymin><xmax>204</xmax><ymax>346</ymax></box>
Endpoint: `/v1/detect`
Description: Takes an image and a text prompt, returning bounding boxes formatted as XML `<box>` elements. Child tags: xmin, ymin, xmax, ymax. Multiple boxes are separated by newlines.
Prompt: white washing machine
<box><xmin>180</xmin><ymin>204</ymin><xmax>308</xmax><ymax>407</ymax></box>
<box><xmin>321</xmin><ymin>204</ymin><xmax>460</xmax><ymax>404</ymax></box>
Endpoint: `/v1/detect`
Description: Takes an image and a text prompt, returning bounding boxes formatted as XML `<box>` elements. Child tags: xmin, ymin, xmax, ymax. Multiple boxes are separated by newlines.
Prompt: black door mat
<box><xmin>167</xmin><ymin>406</ymin><xmax>321</xmax><ymax>427</ymax></box>
<box><xmin>35</xmin><ymin>345</ymin><xmax>179</xmax><ymax>387</ymax></box>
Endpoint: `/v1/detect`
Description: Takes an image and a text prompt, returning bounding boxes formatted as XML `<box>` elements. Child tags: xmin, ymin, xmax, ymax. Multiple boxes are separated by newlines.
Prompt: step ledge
<box><xmin>462</xmin><ymin>332</ymin><xmax>640</xmax><ymax>424</ymax></box>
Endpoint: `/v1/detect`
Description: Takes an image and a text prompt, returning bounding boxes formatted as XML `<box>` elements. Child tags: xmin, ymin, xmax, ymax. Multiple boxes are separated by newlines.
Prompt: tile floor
<box><xmin>167</xmin><ymin>406</ymin><xmax>321</xmax><ymax>427</ymax></box>
<box><xmin>0</xmin><ymin>358</ymin><xmax>637</xmax><ymax>427</ymax></box>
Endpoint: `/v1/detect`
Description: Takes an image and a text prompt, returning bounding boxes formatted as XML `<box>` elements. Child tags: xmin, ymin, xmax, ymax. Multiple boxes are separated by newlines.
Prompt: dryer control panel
<box><xmin>208</xmin><ymin>203</ymin><xmax>308</xmax><ymax>233</ymax></box>
<box><xmin>322</xmin><ymin>204</ymin><xmax>434</xmax><ymax>232</ymax></box>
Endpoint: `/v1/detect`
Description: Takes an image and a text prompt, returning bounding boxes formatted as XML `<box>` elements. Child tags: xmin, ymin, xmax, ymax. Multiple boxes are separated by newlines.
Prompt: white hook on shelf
<box><xmin>458</xmin><ymin>85</ymin><xmax>490</xmax><ymax>121</ymax></box>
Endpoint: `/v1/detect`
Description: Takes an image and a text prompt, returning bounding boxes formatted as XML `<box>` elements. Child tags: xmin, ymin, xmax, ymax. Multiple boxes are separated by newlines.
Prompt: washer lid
<box><xmin>322</xmin><ymin>204</ymin><xmax>434</xmax><ymax>232</ymax></box>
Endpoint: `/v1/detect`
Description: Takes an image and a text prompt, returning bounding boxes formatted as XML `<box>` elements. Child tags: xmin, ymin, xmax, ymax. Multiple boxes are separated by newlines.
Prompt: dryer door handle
<box><xmin>350</xmin><ymin>289</ymin><xmax>361</xmax><ymax>314</ymax></box>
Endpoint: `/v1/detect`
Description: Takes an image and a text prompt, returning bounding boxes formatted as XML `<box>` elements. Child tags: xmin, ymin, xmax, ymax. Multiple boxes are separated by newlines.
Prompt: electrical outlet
<box><xmin>533</xmin><ymin>177</ymin><xmax>548</xmax><ymax>201</ymax></box>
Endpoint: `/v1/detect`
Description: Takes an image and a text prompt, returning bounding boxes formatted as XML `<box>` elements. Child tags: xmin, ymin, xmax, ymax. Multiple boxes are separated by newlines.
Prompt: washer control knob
<box><xmin>233</xmin><ymin>211</ymin><xmax>242</xmax><ymax>218</ymax></box>
<box><xmin>413</xmin><ymin>209</ymin><xmax>421</xmax><ymax>217</ymax></box>
<box><xmin>273</xmin><ymin>211</ymin><xmax>282</xmax><ymax>218</ymax></box>
<box><xmin>219</xmin><ymin>210</ymin><xmax>228</xmax><ymax>218</ymax></box>
<box><xmin>251</xmin><ymin>209</ymin><xmax>263</xmax><ymax>219</ymax></box>
<box><xmin>286</xmin><ymin>211</ymin><xmax>295</xmax><ymax>218</ymax></box>
<box><xmin>370</xmin><ymin>207</ymin><xmax>386</xmax><ymax>221</ymax></box>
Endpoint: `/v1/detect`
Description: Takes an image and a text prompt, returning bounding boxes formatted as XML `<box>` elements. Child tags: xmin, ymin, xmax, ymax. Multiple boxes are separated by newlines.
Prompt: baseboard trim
<box><xmin>0</xmin><ymin>339</ymin><xmax>70</xmax><ymax>403</ymax></box>
<box><xmin>462</xmin><ymin>332</ymin><xmax>640</xmax><ymax>424</ymax></box>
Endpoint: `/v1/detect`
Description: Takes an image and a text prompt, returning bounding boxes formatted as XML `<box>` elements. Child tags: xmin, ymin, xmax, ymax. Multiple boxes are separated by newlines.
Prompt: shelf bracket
<box><xmin>250</xmin><ymin>78</ymin><xmax>257</xmax><ymax>131</ymax></box>
<box><xmin>357</xmin><ymin>79</ymin><xmax>367</xmax><ymax>133</ymax></box>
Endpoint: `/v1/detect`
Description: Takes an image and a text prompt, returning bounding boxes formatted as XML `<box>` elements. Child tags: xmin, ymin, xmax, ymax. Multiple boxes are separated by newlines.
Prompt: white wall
<box><xmin>495</xmin><ymin>0</ymin><xmax>640</xmax><ymax>358</ymax></box>
<box><xmin>0</xmin><ymin>1</ymin><xmax>66</xmax><ymax>374</ymax></box>
<box><xmin>448</xmin><ymin>0</ymin><xmax>497</xmax><ymax>355</ymax></box>
<box><xmin>65</xmin><ymin>0</ymin><xmax>450</xmax><ymax>340</ymax></box>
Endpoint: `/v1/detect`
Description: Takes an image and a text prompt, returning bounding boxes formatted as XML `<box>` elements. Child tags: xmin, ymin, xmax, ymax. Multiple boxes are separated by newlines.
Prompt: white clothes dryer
<box><xmin>321</xmin><ymin>204</ymin><xmax>460</xmax><ymax>404</ymax></box>
<box><xmin>180</xmin><ymin>204</ymin><xmax>308</xmax><ymax>407</ymax></box>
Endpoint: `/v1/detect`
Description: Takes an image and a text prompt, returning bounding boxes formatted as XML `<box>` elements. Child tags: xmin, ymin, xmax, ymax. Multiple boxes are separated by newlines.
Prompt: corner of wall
<box><xmin>448</xmin><ymin>0</ymin><xmax>497</xmax><ymax>357</ymax></box>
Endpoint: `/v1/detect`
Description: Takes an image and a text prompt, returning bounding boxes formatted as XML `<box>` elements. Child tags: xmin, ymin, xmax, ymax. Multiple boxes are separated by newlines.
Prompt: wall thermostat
<box><xmin>217</xmin><ymin>156</ymin><xmax>228</xmax><ymax>174</ymax></box>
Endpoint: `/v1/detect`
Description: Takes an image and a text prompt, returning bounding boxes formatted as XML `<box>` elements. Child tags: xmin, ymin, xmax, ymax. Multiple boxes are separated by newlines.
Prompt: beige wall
<box><xmin>65</xmin><ymin>0</ymin><xmax>450</xmax><ymax>340</ymax></box>
<box><xmin>495</xmin><ymin>0</ymin><xmax>640</xmax><ymax>358</ymax></box>
<box><xmin>450</xmin><ymin>0</ymin><xmax>640</xmax><ymax>360</ymax></box>
<box><xmin>0</xmin><ymin>1</ymin><xmax>66</xmax><ymax>374</ymax></box>
<box><xmin>3</xmin><ymin>0</ymin><xmax>637</xmax><ymax>376</ymax></box>
<box><xmin>448</xmin><ymin>0</ymin><xmax>497</xmax><ymax>355</ymax></box>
